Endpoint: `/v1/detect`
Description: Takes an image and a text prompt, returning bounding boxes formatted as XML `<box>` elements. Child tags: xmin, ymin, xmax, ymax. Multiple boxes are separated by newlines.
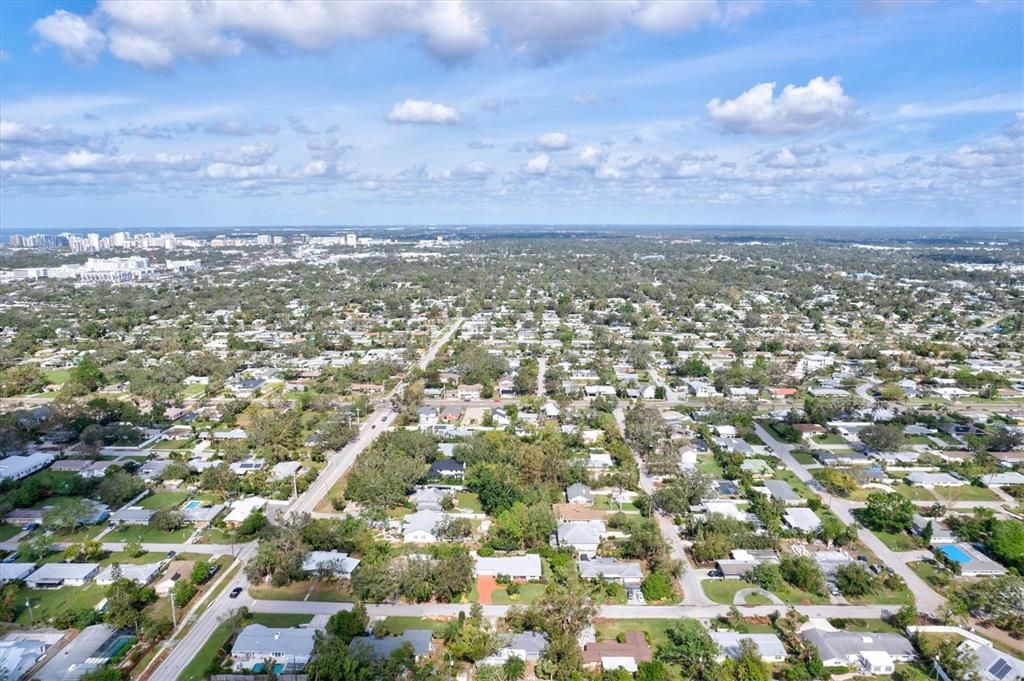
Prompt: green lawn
<box><xmin>702</xmin><ymin>579</ymin><xmax>753</xmax><ymax>605</ymax></box>
<box><xmin>251</xmin><ymin>613</ymin><xmax>313</xmax><ymax>627</ymax></box>
<box><xmin>455</xmin><ymin>492</ymin><xmax>483</xmax><ymax>513</ymax></box>
<box><xmin>933</xmin><ymin>486</ymin><xmax>1000</xmax><ymax>502</ymax></box>
<box><xmin>151</xmin><ymin>439</ymin><xmax>194</xmax><ymax>451</ymax></box>
<box><xmin>44</xmin><ymin>368</ymin><xmax>71</xmax><ymax>384</ymax></box>
<box><xmin>696</xmin><ymin>459</ymin><xmax>724</xmax><ymax>477</ymax></box>
<box><xmin>827</xmin><ymin>618</ymin><xmax>900</xmax><ymax>633</ymax></box>
<box><xmin>909</xmin><ymin>560</ymin><xmax>953</xmax><ymax>589</ymax></box>
<box><xmin>17</xmin><ymin>585</ymin><xmax>106</xmax><ymax>624</ymax></box>
<box><xmin>490</xmin><ymin>582</ymin><xmax>547</xmax><ymax>605</ymax></box>
<box><xmin>105</xmin><ymin>525</ymin><xmax>193</xmax><ymax>543</ymax></box>
<box><xmin>139</xmin><ymin>491</ymin><xmax>191</xmax><ymax>510</ymax></box>
<box><xmin>814</xmin><ymin>433</ymin><xmax>848</xmax><ymax>445</ymax></box>
<box><xmin>249</xmin><ymin>580</ymin><xmax>354</xmax><ymax>602</ymax></box>
<box><xmin>893</xmin><ymin>484</ymin><xmax>937</xmax><ymax>502</ymax></box>
<box><xmin>744</xmin><ymin>592</ymin><xmax>774</xmax><ymax>605</ymax></box>
<box><xmin>846</xmin><ymin>584</ymin><xmax>915</xmax><ymax>607</ymax></box>
<box><xmin>376</xmin><ymin>616</ymin><xmax>446</xmax><ymax>635</ymax></box>
<box><xmin>102</xmin><ymin>550</ymin><xmax>164</xmax><ymax>565</ymax></box>
<box><xmin>873</xmin><ymin>530</ymin><xmax>921</xmax><ymax>552</ymax></box>
<box><xmin>182</xmin><ymin>384</ymin><xmax>207</xmax><ymax>397</ymax></box>
<box><xmin>791</xmin><ymin>451</ymin><xmax>818</xmax><ymax>465</ymax></box>
<box><xmin>46</xmin><ymin>524</ymin><xmax>104</xmax><ymax>543</ymax></box>
<box><xmin>177</xmin><ymin>620</ymin><xmax>234</xmax><ymax>681</ymax></box>
<box><xmin>775</xmin><ymin>584</ymin><xmax>829</xmax><ymax>605</ymax></box>
<box><xmin>594</xmin><ymin>618</ymin><xmax>677</xmax><ymax>649</ymax></box>
<box><xmin>200</xmin><ymin>527</ymin><xmax>236</xmax><ymax>544</ymax></box>
<box><xmin>0</xmin><ymin>524</ymin><xmax>23</xmax><ymax>541</ymax></box>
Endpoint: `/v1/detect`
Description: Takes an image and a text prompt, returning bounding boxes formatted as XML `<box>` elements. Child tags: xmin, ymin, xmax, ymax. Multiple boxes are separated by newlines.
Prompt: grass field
<box><xmin>177</xmin><ymin>620</ymin><xmax>234</xmax><ymax>681</ymax></box>
<box><xmin>909</xmin><ymin>560</ymin><xmax>952</xmax><ymax>589</ymax></box>
<box><xmin>44</xmin><ymin>368</ymin><xmax>71</xmax><ymax>384</ymax></box>
<box><xmin>251</xmin><ymin>613</ymin><xmax>313</xmax><ymax>627</ymax></box>
<box><xmin>17</xmin><ymin>584</ymin><xmax>106</xmax><ymax>624</ymax></box>
<box><xmin>873</xmin><ymin>530</ymin><xmax>921</xmax><ymax>552</ymax></box>
<box><xmin>101</xmin><ymin>550</ymin><xmax>164</xmax><ymax>565</ymax></box>
<box><xmin>376</xmin><ymin>616</ymin><xmax>448</xmax><ymax>635</ymax></box>
<box><xmin>791</xmin><ymin>451</ymin><xmax>818</xmax><ymax>465</ymax></box>
<box><xmin>0</xmin><ymin>524</ymin><xmax>23</xmax><ymax>541</ymax></box>
<box><xmin>490</xmin><ymin>582</ymin><xmax>546</xmax><ymax>605</ymax></box>
<box><xmin>933</xmin><ymin>486</ymin><xmax>1000</xmax><ymax>502</ymax></box>
<box><xmin>139</xmin><ymin>491</ymin><xmax>190</xmax><ymax>510</ymax></box>
<box><xmin>814</xmin><ymin>433</ymin><xmax>848</xmax><ymax>445</ymax></box>
<box><xmin>455</xmin><ymin>492</ymin><xmax>483</xmax><ymax>513</ymax></box>
<box><xmin>594</xmin><ymin>618</ymin><xmax>677</xmax><ymax>649</ymax></box>
<box><xmin>702</xmin><ymin>579</ymin><xmax>753</xmax><ymax>605</ymax></box>
<box><xmin>105</xmin><ymin>525</ymin><xmax>193</xmax><ymax>543</ymax></box>
<box><xmin>151</xmin><ymin>439</ymin><xmax>194</xmax><ymax>451</ymax></box>
<box><xmin>249</xmin><ymin>580</ymin><xmax>354</xmax><ymax>602</ymax></box>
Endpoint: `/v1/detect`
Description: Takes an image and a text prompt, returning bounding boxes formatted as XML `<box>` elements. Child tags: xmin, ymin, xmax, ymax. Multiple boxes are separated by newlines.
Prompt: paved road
<box><xmin>612</xmin><ymin>408</ymin><xmax>713</xmax><ymax>607</ymax></box>
<box><xmin>0</xmin><ymin>540</ymin><xmax>248</xmax><ymax>554</ymax></box>
<box><xmin>753</xmin><ymin>422</ymin><xmax>946</xmax><ymax>614</ymax></box>
<box><xmin>147</xmin><ymin>319</ymin><xmax>463</xmax><ymax>681</ymax></box>
<box><xmin>249</xmin><ymin>598</ymin><xmax>896</xmax><ymax>621</ymax></box>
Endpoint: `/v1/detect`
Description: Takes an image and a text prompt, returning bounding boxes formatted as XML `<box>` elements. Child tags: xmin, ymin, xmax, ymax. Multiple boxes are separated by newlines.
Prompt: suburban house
<box><xmin>231</xmin><ymin>624</ymin><xmax>316</xmax><ymax>672</ymax></box>
<box><xmin>429</xmin><ymin>459</ymin><xmax>465</xmax><ymax>480</ymax></box>
<box><xmin>554</xmin><ymin>520</ymin><xmax>605</xmax><ymax>558</ymax></box>
<box><xmin>0</xmin><ymin>563</ymin><xmax>35</xmax><ymax>584</ymax></box>
<box><xmin>350</xmin><ymin>630</ymin><xmax>433</xmax><ymax>660</ymax></box>
<box><xmin>224</xmin><ymin>496</ymin><xmax>271</xmax><ymax>526</ymax></box>
<box><xmin>762</xmin><ymin>480</ymin><xmax>803</xmax><ymax>505</ymax></box>
<box><xmin>402</xmin><ymin>509</ymin><xmax>446</xmax><ymax>544</ymax></box>
<box><xmin>911</xmin><ymin>515</ymin><xmax>956</xmax><ymax>544</ymax></box>
<box><xmin>577</xmin><ymin>556</ymin><xmax>643</xmax><ymax>591</ymax></box>
<box><xmin>301</xmin><ymin>551</ymin><xmax>361</xmax><ymax>579</ymax></box>
<box><xmin>784</xmin><ymin>508</ymin><xmax>822</xmax><ymax>533</ymax></box>
<box><xmin>906</xmin><ymin>472</ymin><xmax>967</xmax><ymax>488</ymax></box>
<box><xmin>25</xmin><ymin>563</ymin><xmax>100</xmax><ymax>588</ymax></box>
<box><xmin>582</xmin><ymin>631</ymin><xmax>653</xmax><ymax>674</ymax></box>
<box><xmin>566</xmin><ymin>483</ymin><xmax>594</xmax><ymax>506</ymax></box>
<box><xmin>478</xmin><ymin>632</ymin><xmax>547</xmax><ymax>667</ymax></box>
<box><xmin>474</xmin><ymin>554</ymin><xmax>543</xmax><ymax>581</ymax></box>
<box><xmin>710</xmin><ymin>632</ymin><xmax>787</xmax><ymax>663</ymax></box>
<box><xmin>418</xmin><ymin>407</ymin><xmax>439</xmax><ymax>427</ymax></box>
<box><xmin>951</xmin><ymin>640</ymin><xmax>1024</xmax><ymax>681</ymax></box>
<box><xmin>95</xmin><ymin>563</ymin><xmax>161</xmax><ymax>585</ymax></box>
<box><xmin>409</xmin><ymin>487</ymin><xmax>451</xmax><ymax>511</ymax></box>
<box><xmin>109</xmin><ymin>506</ymin><xmax>155</xmax><ymax>526</ymax></box>
<box><xmin>457</xmin><ymin>384</ymin><xmax>483</xmax><ymax>400</ymax></box>
<box><xmin>0</xmin><ymin>452</ymin><xmax>55</xmax><ymax>481</ymax></box>
<box><xmin>801</xmin><ymin>629</ymin><xmax>915</xmax><ymax>675</ymax></box>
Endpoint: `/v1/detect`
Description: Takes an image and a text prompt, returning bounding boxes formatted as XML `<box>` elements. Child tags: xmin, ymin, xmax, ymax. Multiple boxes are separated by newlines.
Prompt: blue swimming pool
<box><xmin>939</xmin><ymin>545</ymin><xmax>971</xmax><ymax>564</ymax></box>
<box><xmin>182</xmin><ymin>500</ymin><xmax>202</xmax><ymax>510</ymax></box>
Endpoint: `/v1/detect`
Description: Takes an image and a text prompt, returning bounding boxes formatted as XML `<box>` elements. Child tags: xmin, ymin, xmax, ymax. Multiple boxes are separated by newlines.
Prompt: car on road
<box><xmin>166</xmin><ymin>550</ymin><xmax>176</xmax><ymax>559</ymax></box>
<box><xmin>229</xmin><ymin>587</ymin><xmax>243</xmax><ymax>599</ymax></box>
<box><xmin>382</xmin><ymin>416</ymin><xmax>387</xmax><ymax>421</ymax></box>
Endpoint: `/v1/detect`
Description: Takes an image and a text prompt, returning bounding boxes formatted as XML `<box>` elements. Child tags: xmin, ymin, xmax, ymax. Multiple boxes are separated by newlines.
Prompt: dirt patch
<box><xmin>476</xmin><ymin>575</ymin><xmax>498</xmax><ymax>605</ymax></box>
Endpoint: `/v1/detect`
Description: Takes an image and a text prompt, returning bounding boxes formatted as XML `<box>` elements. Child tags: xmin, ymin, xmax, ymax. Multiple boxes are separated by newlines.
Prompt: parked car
<box><xmin>166</xmin><ymin>550</ymin><xmax>177</xmax><ymax>559</ymax></box>
<box><xmin>229</xmin><ymin>587</ymin><xmax>243</xmax><ymax>599</ymax></box>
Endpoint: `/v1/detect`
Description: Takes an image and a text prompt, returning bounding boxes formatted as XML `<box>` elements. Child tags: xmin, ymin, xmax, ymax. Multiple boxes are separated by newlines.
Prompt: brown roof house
<box><xmin>582</xmin><ymin>631</ymin><xmax>652</xmax><ymax>674</ymax></box>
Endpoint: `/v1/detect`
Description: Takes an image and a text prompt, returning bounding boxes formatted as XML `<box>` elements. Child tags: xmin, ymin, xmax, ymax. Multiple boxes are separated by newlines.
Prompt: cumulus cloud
<box><xmin>32</xmin><ymin>10</ymin><xmax>106</xmax><ymax>64</ymax></box>
<box><xmin>707</xmin><ymin>76</ymin><xmax>860</xmax><ymax>135</ymax></box>
<box><xmin>31</xmin><ymin>0</ymin><xmax>762</xmax><ymax>69</ymax></box>
<box><xmin>387</xmin><ymin>99</ymin><xmax>462</xmax><ymax>125</ymax></box>
<box><xmin>525</xmin><ymin>153</ymin><xmax>551</xmax><ymax>175</ymax></box>
<box><xmin>531</xmin><ymin>132</ymin><xmax>572</xmax><ymax>151</ymax></box>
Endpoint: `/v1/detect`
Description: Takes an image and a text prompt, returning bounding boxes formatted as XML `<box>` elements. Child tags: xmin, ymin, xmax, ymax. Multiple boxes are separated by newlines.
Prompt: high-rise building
<box><xmin>345</xmin><ymin>233</ymin><xmax>357</xmax><ymax>246</ymax></box>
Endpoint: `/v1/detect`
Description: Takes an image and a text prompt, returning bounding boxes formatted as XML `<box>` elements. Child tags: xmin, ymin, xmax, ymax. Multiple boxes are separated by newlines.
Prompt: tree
<box><xmin>721</xmin><ymin>638</ymin><xmax>771</xmax><ymax>681</ymax></box>
<box><xmin>816</xmin><ymin>468</ymin><xmax>857</xmax><ymax>497</ymax></box>
<box><xmin>502</xmin><ymin>655</ymin><xmax>526</xmax><ymax>681</ymax></box>
<box><xmin>43</xmin><ymin>497</ymin><xmax>96</xmax><ymax>533</ymax></box>
<box><xmin>190</xmin><ymin>560</ymin><xmax>213</xmax><ymax>585</ymax></box>
<box><xmin>989</xmin><ymin>520</ymin><xmax>1024</xmax><ymax>571</ymax></box>
<box><xmin>641</xmin><ymin>571</ymin><xmax>674</xmax><ymax>602</ymax></box>
<box><xmin>748</xmin><ymin>563</ymin><xmax>783</xmax><ymax>592</ymax></box>
<box><xmin>124</xmin><ymin>539</ymin><xmax>145</xmax><ymax>558</ymax></box>
<box><xmin>834</xmin><ymin>563</ymin><xmax>876</xmax><ymax>598</ymax></box>
<box><xmin>653</xmin><ymin>470</ymin><xmax>712</xmax><ymax>515</ymax></box>
<box><xmin>625</xmin><ymin>405</ymin><xmax>669</xmax><ymax>458</ymax></box>
<box><xmin>152</xmin><ymin>509</ymin><xmax>184</xmax><ymax>532</ymax></box>
<box><xmin>657</xmin><ymin>619</ymin><xmax>720</xmax><ymax>681</ymax></box>
<box><xmin>70</xmin><ymin>357</ymin><xmax>106</xmax><ymax>393</ymax></box>
<box><xmin>326</xmin><ymin>602</ymin><xmax>368</xmax><ymax>644</ymax></box>
<box><xmin>779</xmin><ymin>555</ymin><xmax>825</xmax><ymax>595</ymax></box>
<box><xmin>936</xmin><ymin>639</ymin><xmax>981</xmax><ymax>681</ymax></box>
<box><xmin>861</xmin><ymin>492</ymin><xmax>914</xmax><ymax>533</ymax></box>
<box><xmin>527</xmin><ymin>576</ymin><xmax>596</xmax><ymax>638</ymax></box>
<box><xmin>858</xmin><ymin>424</ymin><xmax>905</xmax><ymax>452</ymax></box>
<box><xmin>236</xmin><ymin>509</ymin><xmax>269</xmax><ymax>538</ymax></box>
<box><xmin>97</xmin><ymin>469</ymin><xmax>145</xmax><ymax>507</ymax></box>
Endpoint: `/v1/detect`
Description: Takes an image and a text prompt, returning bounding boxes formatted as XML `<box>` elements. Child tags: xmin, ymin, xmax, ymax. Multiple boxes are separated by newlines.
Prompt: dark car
<box><xmin>166</xmin><ymin>550</ymin><xmax>176</xmax><ymax>559</ymax></box>
<box><xmin>229</xmin><ymin>587</ymin><xmax>243</xmax><ymax>599</ymax></box>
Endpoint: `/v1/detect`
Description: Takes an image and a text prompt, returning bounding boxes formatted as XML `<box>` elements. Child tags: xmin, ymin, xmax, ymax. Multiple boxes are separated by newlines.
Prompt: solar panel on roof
<box><xmin>989</xmin><ymin>659</ymin><xmax>1012</xmax><ymax>680</ymax></box>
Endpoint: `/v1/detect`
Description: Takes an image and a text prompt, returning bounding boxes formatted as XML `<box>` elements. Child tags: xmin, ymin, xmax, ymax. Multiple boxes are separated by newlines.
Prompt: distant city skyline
<box><xmin>1</xmin><ymin>0</ymin><xmax>1022</xmax><ymax>230</ymax></box>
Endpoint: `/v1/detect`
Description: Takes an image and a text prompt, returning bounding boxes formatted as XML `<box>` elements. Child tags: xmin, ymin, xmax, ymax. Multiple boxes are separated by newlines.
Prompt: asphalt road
<box><xmin>752</xmin><ymin>422</ymin><xmax>946</xmax><ymax>614</ymax></box>
<box><xmin>146</xmin><ymin>318</ymin><xmax>463</xmax><ymax>681</ymax></box>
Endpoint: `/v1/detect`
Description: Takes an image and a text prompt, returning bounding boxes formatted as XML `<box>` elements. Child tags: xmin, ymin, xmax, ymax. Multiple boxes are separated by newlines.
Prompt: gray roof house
<box><xmin>710</xmin><ymin>632</ymin><xmax>787</xmax><ymax>663</ymax></box>
<box><xmin>577</xmin><ymin>556</ymin><xmax>643</xmax><ymax>588</ymax></box>
<box><xmin>566</xmin><ymin>483</ymin><xmax>594</xmax><ymax>505</ymax></box>
<box><xmin>110</xmin><ymin>506</ymin><xmax>155</xmax><ymax>525</ymax></box>
<box><xmin>231</xmin><ymin>624</ymin><xmax>315</xmax><ymax>672</ymax></box>
<box><xmin>96</xmin><ymin>563</ymin><xmax>162</xmax><ymax>585</ymax></box>
<box><xmin>25</xmin><ymin>563</ymin><xmax>100</xmax><ymax>588</ymax></box>
<box><xmin>0</xmin><ymin>563</ymin><xmax>35</xmax><ymax>583</ymax></box>
<box><xmin>763</xmin><ymin>480</ymin><xmax>802</xmax><ymax>505</ymax></box>
<box><xmin>403</xmin><ymin>509</ymin><xmax>446</xmax><ymax>544</ymax></box>
<box><xmin>475</xmin><ymin>554</ymin><xmax>543</xmax><ymax>580</ymax></box>
<box><xmin>350</xmin><ymin>630</ymin><xmax>433</xmax><ymax>660</ymax></box>
<box><xmin>801</xmin><ymin>629</ymin><xmax>915</xmax><ymax>675</ymax></box>
<box><xmin>958</xmin><ymin>640</ymin><xmax>1024</xmax><ymax>681</ymax></box>
<box><xmin>301</xmin><ymin>551</ymin><xmax>361</xmax><ymax>579</ymax></box>
<box><xmin>555</xmin><ymin>520</ymin><xmax>605</xmax><ymax>558</ymax></box>
<box><xmin>479</xmin><ymin>632</ymin><xmax>548</xmax><ymax>666</ymax></box>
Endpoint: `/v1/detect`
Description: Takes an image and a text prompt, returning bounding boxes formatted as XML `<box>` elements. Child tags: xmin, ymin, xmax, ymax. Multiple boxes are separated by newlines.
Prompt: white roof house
<box><xmin>403</xmin><ymin>510</ymin><xmax>446</xmax><ymax>544</ymax></box>
<box><xmin>566</xmin><ymin>483</ymin><xmax>593</xmax><ymax>505</ymax></box>
<box><xmin>301</xmin><ymin>551</ymin><xmax>360</xmax><ymax>579</ymax></box>
<box><xmin>95</xmin><ymin>563</ymin><xmax>162</xmax><ymax>585</ymax></box>
<box><xmin>474</xmin><ymin>554</ymin><xmax>543</xmax><ymax>580</ymax></box>
<box><xmin>577</xmin><ymin>556</ymin><xmax>643</xmax><ymax>588</ymax></box>
<box><xmin>224</xmin><ymin>496</ymin><xmax>269</xmax><ymax>525</ymax></box>
<box><xmin>784</xmin><ymin>507</ymin><xmax>822</xmax><ymax>532</ymax></box>
<box><xmin>555</xmin><ymin>520</ymin><xmax>605</xmax><ymax>558</ymax></box>
<box><xmin>231</xmin><ymin>624</ymin><xmax>315</xmax><ymax>672</ymax></box>
<box><xmin>0</xmin><ymin>452</ymin><xmax>55</xmax><ymax>481</ymax></box>
<box><xmin>710</xmin><ymin>632</ymin><xmax>787</xmax><ymax>663</ymax></box>
<box><xmin>906</xmin><ymin>472</ymin><xmax>966</xmax><ymax>488</ymax></box>
<box><xmin>0</xmin><ymin>563</ymin><xmax>35</xmax><ymax>583</ymax></box>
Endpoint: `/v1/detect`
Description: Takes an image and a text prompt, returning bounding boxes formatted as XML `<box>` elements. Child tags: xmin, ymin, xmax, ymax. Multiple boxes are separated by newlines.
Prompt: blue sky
<box><xmin>0</xmin><ymin>0</ymin><xmax>1021</xmax><ymax>230</ymax></box>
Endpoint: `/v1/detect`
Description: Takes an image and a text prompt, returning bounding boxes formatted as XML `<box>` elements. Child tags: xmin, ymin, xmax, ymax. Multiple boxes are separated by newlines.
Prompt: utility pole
<box><xmin>170</xmin><ymin>592</ymin><xmax>177</xmax><ymax>628</ymax></box>
<box><xmin>292</xmin><ymin>470</ymin><xmax>298</xmax><ymax>500</ymax></box>
<box><xmin>25</xmin><ymin>599</ymin><xmax>34</xmax><ymax>627</ymax></box>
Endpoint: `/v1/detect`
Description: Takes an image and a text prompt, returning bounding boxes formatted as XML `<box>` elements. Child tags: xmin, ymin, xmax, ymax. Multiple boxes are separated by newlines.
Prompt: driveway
<box><xmin>476</xmin><ymin>576</ymin><xmax>497</xmax><ymax>605</ymax></box>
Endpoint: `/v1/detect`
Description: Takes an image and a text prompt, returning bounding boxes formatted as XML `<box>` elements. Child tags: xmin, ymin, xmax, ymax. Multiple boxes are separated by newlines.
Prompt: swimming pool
<box><xmin>182</xmin><ymin>500</ymin><xmax>202</xmax><ymax>510</ymax></box>
<box><xmin>939</xmin><ymin>544</ymin><xmax>972</xmax><ymax>564</ymax></box>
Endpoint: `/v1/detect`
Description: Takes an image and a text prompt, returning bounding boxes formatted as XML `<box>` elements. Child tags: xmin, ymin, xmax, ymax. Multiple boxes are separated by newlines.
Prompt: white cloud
<box><xmin>525</xmin><ymin>153</ymin><xmax>551</xmax><ymax>175</ymax></box>
<box><xmin>30</xmin><ymin>0</ymin><xmax>763</xmax><ymax>68</ymax></box>
<box><xmin>203</xmin><ymin>162</ymin><xmax>279</xmax><ymax>179</ymax></box>
<box><xmin>894</xmin><ymin>93</ymin><xmax>1024</xmax><ymax>119</ymax></box>
<box><xmin>209</xmin><ymin>143</ymin><xmax>277</xmax><ymax>166</ymax></box>
<box><xmin>707</xmin><ymin>76</ymin><xmax>860</xmax><ymax>134</ymax></box>
<box><xmin>387</xmin><ymin>99</ymin><xmax>462</xmax><ymax>125</ymax></box>
<box><xmin>32</xmin><ymin>10</ymin><xmax>106</xmax><ymax>64</ymax></box>
<box><xmin>204</xmin><ymin>120</ymin><xmax>280</xmax><ymax>136</ymax></box>
<box><xmin>530</xmin><ymin>132</ymin><xmax>573</xmax><ymax>151</ymax></box>
<box><xmin>577</xmin><ymin>145</ymin><xmax>607</xmax><ymax>169</ymax></box>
